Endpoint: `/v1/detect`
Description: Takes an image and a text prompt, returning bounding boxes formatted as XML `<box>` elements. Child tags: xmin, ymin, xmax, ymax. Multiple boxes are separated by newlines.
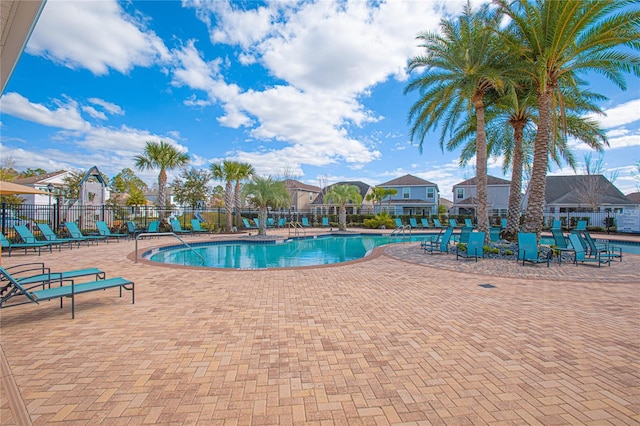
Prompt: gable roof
<box><xmin>283</xmin><ymin>179</ymin><xmax>321</xmax><ymax>193</ymax></box>
<box><xmin>545</xmin><ymin>175</ymin><xmax>633</xmax><ymax>206</ymax></box>
<box><xmin>626</xmin><ymin>192</ymin><xmax>640</xmax><ymax>204</ymax></box>
<box><xmin>312</xmin><ymin>181</ymin><xmax>371</xmax><ymax>205</ymax></box>
<box><xmin>13</xmin><ymin>170</ymin><xmax>69</xmax><ymax>185</ymax></box>
<box><xmin>379</xmin><ymin>174</ymin><xmax>437</xmax><ymax>187</ymax></box>
<box><xmin>454</xmin><ymin>175</ymin><xmax>511</xmax><ymax>186</ymax></box>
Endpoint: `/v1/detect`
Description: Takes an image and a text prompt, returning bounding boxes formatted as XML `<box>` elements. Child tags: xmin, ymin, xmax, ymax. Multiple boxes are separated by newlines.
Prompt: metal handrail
<box><xmin>390</xmin><ymin>225</ymin><xmax>412</xmax><ymax>240</ymax></box>
<box><xmin>134</xmin><ymin>232</ymin><xmax>206</xmax><ymax>264</ymax></box>
<box><xmin>288</xmin><ymin>222</ymin><xmax>306</xmax><ymax>237</ymax></box>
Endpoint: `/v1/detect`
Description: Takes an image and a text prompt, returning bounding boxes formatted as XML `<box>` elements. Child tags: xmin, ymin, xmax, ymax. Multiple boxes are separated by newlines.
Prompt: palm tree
<box><xmin>210</xmin><ymin>160</ymin><xmax>240</xmax><ymax>232</ymax></box>
<box><xmin>134</xmin><ymin>140</ymin><xmax>189</xmax><ymax>220</ymax></box>
<box><xmin>383</xmin><ymin>188</ymin><xmax>398</xmax><ymax>211</ymax></box>
<box><xmin>242</xmin><ymin>176</ymin><xmax>290</xmax><ymax>236</ymax></box>
<box><xmin>495</xmin><ymin>0</ymin><xmax>640</xmax><ymax>236</ymax></box>
<box><xmin>405</xmin><ymin>2</ymin><xmax>511</xmax><ymax>238</ymax></box>
<box><xmin>365</xmin><ymin>187</ymin><xmax>387</xmax><ymax>213</ymax></box>
<box><xmin>324</xmin><ymin>184</ymin><xmax>363</xmax><ymax>231</ymax></box>
<box><xmin>233</xmin><ymin>162</ymin><xmax>255</xmax><ymax>230</ymax></box>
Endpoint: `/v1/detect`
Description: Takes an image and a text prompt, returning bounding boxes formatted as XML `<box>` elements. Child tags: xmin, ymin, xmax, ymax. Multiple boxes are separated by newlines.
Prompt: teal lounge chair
<box><xmin>37</xmin><ymin>223</ymin><xmax>82</xmax><ymax>248</ymax></box>
<box><xmin>575</xmin><ymin>220</ymin><xmax>587</xmax><ymax>231</ymax></box>
<box><xmin>321</xmin><ymin>217</ymin><xmax>330</xmax><ymax>227</ymax></box>
<box><xmin>0</xmin><ymin>266</ymin><xmax>134</xmax><ymax>319</ymax></box>
<box><xmin>253</xmin><ymin>218</ymin><xmax>261</xmax><ymax>228</ymax></box>
<box><xmin>170</xmin><ymin>219</ymin><xmax>191</xmax><ymax>235</ymax></box>
<box><xmin>266</xmin><ymin>218</ymin><xmax>275</xmax><ymax>228</ymax></box>
<box><xmin>501</xmin><ymin>218</ymin><xmax>507</xmax><ymax>229</ymax></box>
<box><xmin>454</xmin><ymin>226</ymin><xmax>473</xmax><ymax>244</ymax></box>
<box><xmin>191</xmin><ymin>219</ymin><xmax>208</xmax><ymax>234</ymax></box>
<box><xmin>242</xmin><ymin>218</ymin><xmax>258</xmax><ymax>229</ymax></box>
<box><xmin>14</xmin><ymin>225</ymin><xmax>61</xmax><ymax>252</ymax></box>
<box><xmin>147</xmin><ymin>221</ymin><xmax>160</xmax><ymax>234</ymax></box>
<box><xmin>1</xmin><ymin>233</ymin><xmax>52</xmax><ymax>256</ymax></box>
<box><xmin>64</xmin><ymin>222</ymin><xmax>107</xmax><ymax>244</ymax></box>
<box><xmin>1</xmin><ymin>262</ymin><xmax>104</xmax><ymax>293</ymax></box>
<box><xmin>489</xmin><ymin>227</ymin><xmax>501</xmax><ymax>242</ymax></box>
<box><xmin>456</xmin><ymin>231</ymin><xmax>485</xmax><ymax>262</ymax></box>
<box><xmin>517</xmin><ymin>233</ymin><xmax>551</xmax><ymax>267</ymax></box>
<box><xmin>424</xmin><ymin>227</ymin><xmax>453</xmax><ymax>254</ymax></box>
<box><xmin>409</xmin><ymin>218</ymin><xmax>420</xmax><ymax>228</ymax></box>
<box><xmin>394</xmin><ymin>218</ymin><xmax>403</xmax><ymax>228</ymax></box>
<box><xmin>449</xmin><ymin>219</ymin><xmax>459</xmax><ymax>228</ymax></box>
<box><xmin>96</xmin><ymin>221</ymin><xmax>128</xmax><ymax>241</ymax></box>
<box><xmin>278</xmin><ymin>218</ymin><xmax>287</xmax><ymax>228</ymax></box>
<box><xmin>568</xmin><ymin>233</ymin><xmax>610</xmax><ymax>267</ymax></box>
<box><xmin>420</xmin><ymin>228</ymin><xmax>443</xmax><ymax>249</ymax></box>
<box><xmin>464</xmin><ymin>218</ymin><xmax>474</xmax><ymax>228</ymax></box>
<box><xmin>581</xmin><ymin>231</ymin><xmax>622</xmax><ymax>261</ymax></box>
<box><xmin>420</xmin><ymin>218</ymin><xmax>431</xmax><ymax>228</ymax></box>
<box><xmin>551</xmin><ymin>219</ymin><xmax>562</xmax><ymax>229</ymax></box>
<box><xmin>432</xmin><ymin>218</ymin><xmax>443</xmax><ymax>228</ymax></box>
<box><xmin>126</xmin><ymin>221</ymin><xmax>144</xmax><ymax>238</ymax></box>
<box><xmin>301</xmin><ymin>217</ymin><xmax>311</xmax><ymax>227</ymax></box>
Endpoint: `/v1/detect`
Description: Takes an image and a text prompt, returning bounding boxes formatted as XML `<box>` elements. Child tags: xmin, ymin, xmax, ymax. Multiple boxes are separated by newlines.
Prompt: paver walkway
<box><xmin>1</xmin><ymin>232</ymin><xmax>638</xmax><ymax>424</ymax></box>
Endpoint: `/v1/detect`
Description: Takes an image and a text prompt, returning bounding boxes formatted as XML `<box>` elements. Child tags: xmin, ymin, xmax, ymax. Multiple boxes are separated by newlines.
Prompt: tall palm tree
<box><xmin>365</xmin><ymin>187</ymin><xmax>387</xmax><ymax>213</ymax></box>
<box><xmin>242</xmin><ymin>176</ymin><xmax>290</xmax><ymax>236</ymax></box>
<box><xmin>210</xmin><ymin>160</ymin><xmax>240</xmax><ymax>232</ymax></box>
<box><xmin>495</xmin><ymin>0</ymin><xmax>640</xmax><ymax>236</ymax></box>
<box><xmin>324</xmin><ymin>184</ymin><xmax>363</xmax><ymax>231</ymax></box>
<box><xmin>405</xmin><ymin>2</ymin><xmax>511</xmax><ymax>238</ymax></box>
<box><xmin>233</xmin><ymin>162</ymin><xmax>255</xmax><ymax>230</ymax></box>
<box><xmin>134</xmin><ymin>141</ymin><xmax>190</xmax><ymax>220</ymax></box>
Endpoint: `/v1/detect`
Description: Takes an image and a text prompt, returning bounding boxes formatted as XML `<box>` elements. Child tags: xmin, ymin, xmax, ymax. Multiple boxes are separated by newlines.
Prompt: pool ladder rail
<box><xmin>288</xmin><ymin>222</ymin><xmax>306</xmax><ymax>237</ymax></box>
<box><xmin>134</xmin><ymin>232</ymin><xmax>206</xmax><ymax>265</ymax></box>
<box><xmin>390</xmin><ymin>224</ymin><xmax>412</xmax><ymax>241</ymax></box>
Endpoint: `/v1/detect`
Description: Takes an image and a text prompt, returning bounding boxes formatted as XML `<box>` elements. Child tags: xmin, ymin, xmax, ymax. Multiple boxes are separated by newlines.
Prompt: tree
<box><xmin>125</xmin><ymin>187</ymin><xmax>147</xmax><ymax>206</ymax></box>
<box><xmin>365</xmin><ymin>187</ymin><xmax>388</xmax><ymax>213</ymax></box>
<box><xmin>134</xmin><ymin>140</ymin><xmax>189</xmax><ymax>219</ymax></box>
<box><xmin>210</xmin><ymin>185</ymin><xmax>225</xmax><ymax>207</ymax></box>
<box><xmin>210</xmin><ymin>160</ymin><xmax>240</xmax><ymax>232</ymax></box>
<box><xmin>495</xmin><ymin>0</ymin><xmax>640</xmax><ymax>236</ymax></box>
<box><xmin>406</xmin><ymin>2</ymin><xmax>511</xmax><ymax>238</ymax></box>
<box><xmin>111</xmin><ymin>168</ymin><xmax>148</xmax><ymax>195</ymax></box>
<box><xmin>383</xmin><ymin>188</ymin><xmax>398</xmax><ymax>211</ymax></box>
<box><xmin>324</xmin><ymin>184</ymin><xmax>363</xmax><ymax>231</ymax></box>
<box><xmin>170</xmin><ymin>168</ymin><xmax>212</xmax><ymax>208</ymax></box>
<box><xmin>0</xmin><ymin>157</ymin><xmax>24</xmax><ymax>205</ymax></box>
<box><xmin>18</xmin><ymin>168</ymin><xmax>47</xmax><ymax>178</ymax></box>
<box><xmin>233</xmin><ymin>162</ymin><xmax>255</xmax><ymax>230</ymax></box>
<box><xmin>242</xmin><ymin>176</ymin><xmax>290</xmax><ymax>236</ymax></box>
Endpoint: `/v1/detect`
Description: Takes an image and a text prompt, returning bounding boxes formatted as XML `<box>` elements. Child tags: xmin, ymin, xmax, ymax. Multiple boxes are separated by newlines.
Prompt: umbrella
<box><xmin>0</xmin><ymin>181</ymin><xmax>44</xmax><ymax>195</ymax></box>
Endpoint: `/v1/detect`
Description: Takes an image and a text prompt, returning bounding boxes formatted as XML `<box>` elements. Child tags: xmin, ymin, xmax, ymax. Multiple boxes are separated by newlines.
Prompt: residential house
<box><xmin>13</xmin><ymin>170</ymin><xmax>74</xmax><ymax>205</ymax></box>
<box><xmin>283</xmin><ymin>179</ymin><xmax>321</xmax><ymax>212</ymax></box>
<box><xmin>451</xmin><ymin>175</ymin><xmax>511</xmax><ymax>216</ymax></box>
<box><xmin>377</xmin><ymin>174</ymin><xmax>439</xmax><ymax>216</ymax></box>
<box><xmin>311</xmin><ymin>181</ymin><xmax>374</xmax><ymax>215</ymax></box>
<box><xmin>539</xmin><ymin>175</ymin><xmax>634</xmax><ymax>213</ymax></box>
<box><xmin>626</xmin><ymin>192</ymin><xmax>640</xmax><ymax>209</ymax></box>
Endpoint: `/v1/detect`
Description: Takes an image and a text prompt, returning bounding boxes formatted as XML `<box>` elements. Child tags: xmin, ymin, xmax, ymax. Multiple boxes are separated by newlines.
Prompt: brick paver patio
<box><xmin>1</xmin><ymin>231</ymin><xmax>638</xmax><ymax>424</ymax></box>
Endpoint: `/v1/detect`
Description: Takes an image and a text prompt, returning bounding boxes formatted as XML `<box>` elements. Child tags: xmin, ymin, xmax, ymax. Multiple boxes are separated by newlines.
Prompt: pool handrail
<box><xmin>134</xmin><ymin>232</ymin><xmax>205</xmax><ymax>264</ymax></box>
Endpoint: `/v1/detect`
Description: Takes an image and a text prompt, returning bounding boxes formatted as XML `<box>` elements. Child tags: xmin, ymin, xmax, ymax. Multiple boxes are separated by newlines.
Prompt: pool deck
<box><xmin>1</xmin><ymin>228</ymin><xmax>638</xmax><ymax>424</ymax></box>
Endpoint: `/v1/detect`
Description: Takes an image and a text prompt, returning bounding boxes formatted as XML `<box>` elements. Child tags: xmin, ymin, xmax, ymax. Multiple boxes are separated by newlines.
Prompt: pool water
<box><xmin>146</xmin><ymin>233</ymin><xmax>639</xmax><ymax>269</ymax></box>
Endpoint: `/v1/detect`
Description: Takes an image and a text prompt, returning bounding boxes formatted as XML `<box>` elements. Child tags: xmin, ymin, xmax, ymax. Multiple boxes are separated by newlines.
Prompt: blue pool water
<box><xmin>145</xmin><ymin>233</ymin><xmax>639</xmax><ymax>269</ymax></box>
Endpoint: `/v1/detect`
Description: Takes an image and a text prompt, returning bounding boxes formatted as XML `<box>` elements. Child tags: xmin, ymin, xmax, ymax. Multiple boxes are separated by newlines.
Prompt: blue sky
<box><xmin>1</xmin><ymin>0</ymin><xmax>639</xmax><ymax>199</ymax></box>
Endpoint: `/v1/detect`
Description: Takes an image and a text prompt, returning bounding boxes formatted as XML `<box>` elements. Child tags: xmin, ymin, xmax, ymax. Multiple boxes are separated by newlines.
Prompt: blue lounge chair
<box><xmin>424</xmin><ymin>227</ymin><xmax>453</xmax><ymax>254</ymax></box>
<box><xmin>191</xmin><ymin>219</ymin><xmax>208</xmax><ymax>234</ymax></box>
<box><xmin>242</xmin><ymin>218</ymin><xmax>258</xmax><ymax>229</ymax></box>
<box><xmin>394</xmin><ymin>218</ymin><xmax>403</xmax><ymax>228</ymax></box>
<box><xmin>449</xmin><ymin>219</ymin><xmax>459</xmax><ymax>228</ymax></box>
<box><xmin>321</xmin><ymin>217</ymin><xmax>330</xmax><ymax>227</ymax></box>
<box><xmin>551</xmin><ymin>219</ymin><xmax>562</xmax><ymax>229</ymax></box>
<box><xmin>266</xmin><ymin>218</ymin><xmax>275</xmax><ymax>228</ymax></box>
<box><xmin>454</xmin><ymin>226</ymin><xmax>473</xmax><ymax>244</ymax></box>
<box><xmin>501</xmin><ymin>218</ymin><xmax>507</xmax><ymax>229</ymax></box>
<box><xmin>37</xmin><ymin>223</ymin><xmax>82</xmax><ymax>248</ymax></box>
<box><xmin>489</xmin><ymin>227</ymin><xmax>501</xmax><ymax>242</ymax></box>
<box><xmin>575</xmin><ymin>220</ymin><xmax>587</xmax><ymax>231</ymax></box>
<box><xmin>14</xmin><ymin>225</ymin><xmax>61</xmax><ymax>252</ymax></box>
<box><xmin>301</xmin><ymin>217</ymin><xmax>311</xmax><ymax>227</ymax></box>
<box><xmin>96</xmin><ymin>221</ymin><xmax>128</xmax><ymax>241</ymax></box>
<box><xmin>581</xmin><ymin>231</ymin><xmax>622</xmax><ymax>262</ymax></box>
<box><xmin>409</xmin><ymin>218</ymin><xmax>420</xmax><ymax>228</ymax></box>
<box><xmin>1</xmin><ymin>262</ymin><xmax>104</xmax><ymax>293</ymax></box>
<box><xmin>456</xmin><ymin>231</ymin><xmax>485</xmax><ymax>262</ymax></box>
<box><xmin>517</xmin><ymin>233</ymin><xmax>551</xmax><ymax>267</ymax></box>
<box><xmin>1</xmin><ymin>233</ymin><xmax>52</xmax><ymax>256</ymax></box>
<box><xmin>567</xmin><ymin>233</ymin><xmax>610</xmax><ymax>267</ymax></box>
<box><xmin>0</xmin><ymin>266</ymin><xmax>134</xmax><ymax>319</ymax></box>
<box><xmin>420</xmin><ymin>228</ymin><xmax>443</xmax><ymax>249</ymax></box>
<box><xmin>64</xmin><ymin>222</ymin><xmax>107</xmax><ymax>244</ymax></box>
<box><xmin>253</xmin><ymin>218</ymin><xmax>261</xmax><ymax>228</ymax></box>
<box><xmin>147</xmin><ymin>221</ymin><xmax>160</xmax><ymax>234</ymax></box>
<box><xmin>170</xmin><ymin>219</ymin><xmax>191</xmax><ymax>235</ymax></box>
<box><xmin>432</xmin><ymin>218</ymin><xmax>443</xmax><ymax>228</ymax></box>
<box><xmin>278</xmin><ymin>218</ymin><xmax>287</xmax><ymax>228</ymax></box>
<box><xmin>464</xmin><ymin>218</ymin><xmax>474</xmax><ymax>228</ymax></box>
<box><xmin>421</xmin><ymin>218</ymin><xmax>431</xmax><ymax>228</ymax></box>
<box><xmin>126</xmin><ymin>221</ymin><xmax>144</xmax><ymax>238</ymax></box>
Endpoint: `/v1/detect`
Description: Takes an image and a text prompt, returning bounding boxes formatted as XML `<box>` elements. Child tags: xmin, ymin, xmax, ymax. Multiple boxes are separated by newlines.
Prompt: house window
<box><xmin>403</xmin><ymin>188</ymin><xmax>410</xmax><ymax>199</ymax></box>
<box><xmin>427</xmin><ymin>187</ymin><xmax>434</xmax><ymax>199</ymax></box>
<box><xmin>456</xmin><ymin>188</ymin><xmax>464</xmax><ymax>200</ymax></box>
<box><xmin>309</xmin><ymin>192</ymin><xmax>313</xmax><ymax>201</ymax></box>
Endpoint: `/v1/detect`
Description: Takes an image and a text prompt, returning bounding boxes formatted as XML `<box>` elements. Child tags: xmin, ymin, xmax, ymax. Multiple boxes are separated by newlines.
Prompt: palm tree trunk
<box><xmin>224</xmin><ymin>181</ymin><xmax>233</xmax><ymax>232</ymax></box>
<box><xmin>474</xmin><ymin>95</ymin><xmax>489</xmax><ymax>241</ymax></box>
<box><xmin>158</xmin><ymin>168</ymin><xmax>167</xmax><ymax>221</ymax></box>
<box><xmin>258</xmin><ymin>207</ymin><xmax>267</xmax><ymax>236</ymax></box>
<box><xmin>504</xmin><ymin>121</ymin><xmax>525</xmax><ymax>241</ymax></box>
<box><xmin>234</xmin><ymin>181</ymin><xmax>241</xmax><ymax>230</ymax></box>
<box><xmin>524</xmin><ymin>88</ymin><xmax>552</xmax><ymax>238</ymax></box>
<box><xmin>339</xmin><ymin>206</ymin><xmax>347</xmax><ymax>231</ymax></box>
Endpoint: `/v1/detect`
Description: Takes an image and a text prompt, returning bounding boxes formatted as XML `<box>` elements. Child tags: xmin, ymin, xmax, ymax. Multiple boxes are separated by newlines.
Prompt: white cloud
<box><xmin>27</xmin><ymin>0</ymin><xmax>170</xmax><ymax>75</ymax></box>
<box><xmin>88</xmin><ymin>98</ymin><xmax>125</xmax><ymax>115</ymax></box>
<box><xmin>588</xmin><ymin>98</ymin><xmax>640</xmax><ymax>129</ymax></box>
<box><xmin>81</xmin><ymin>106</ymin><xmax>107</xmax><ymax>120</ymax></box>
<box><xmin>0</xmin><ymin>92</ymin><xmax>89</xmax><ymax>131</ymax></box>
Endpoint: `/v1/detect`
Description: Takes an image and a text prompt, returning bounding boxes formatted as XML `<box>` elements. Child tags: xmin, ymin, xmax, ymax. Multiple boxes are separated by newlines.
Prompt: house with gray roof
<box><xmin>451</xmin><ymin>175</ymin><xmax>511</xmax><ymax>216</ymax></box>
<box><xmin>377</xmin><ymin>174</ymin><xmax>439</xmax><ymax>216</ymax></box>
<box><xmin>537</xmin><ymin>175</ymin><xmax>634</xmax><ymax>213</ymax></box>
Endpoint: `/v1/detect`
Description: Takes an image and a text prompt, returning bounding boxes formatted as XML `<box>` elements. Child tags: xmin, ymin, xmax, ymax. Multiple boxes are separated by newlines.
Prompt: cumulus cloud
<box><xmin>0</xmin><ymin>92</ymin><xmax>89</xmax><ymax>131</ymax></box>
<box><xmin>589</xmin><ymin>99</ymin><xmax>640</xmax><ymax>129</ymax></box>
<box><xmin>27</xmin><ymin>0</ymin><xmax>170</xmax><ymax>75</ymax></box>
<box><xmin>88</xmin><ymin>98</ymin><xmax>124</xmax><ymax>115</ymax></box>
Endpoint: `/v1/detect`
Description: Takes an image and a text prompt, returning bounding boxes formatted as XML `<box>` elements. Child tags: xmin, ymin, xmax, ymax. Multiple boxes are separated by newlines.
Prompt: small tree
<box><xmin>324</xmin><ymin>184</ymin><xmax>363</xmax><ymax>231</ymax></box>
<box><xmin>242</xmin><ymin>176</ymin><xmax>290</xmax><ymax>236</ymax></box>
<box><xmin>170</xmin><ymin>168</ymin><xmax>212</xmax><ymax>208</ymax></box>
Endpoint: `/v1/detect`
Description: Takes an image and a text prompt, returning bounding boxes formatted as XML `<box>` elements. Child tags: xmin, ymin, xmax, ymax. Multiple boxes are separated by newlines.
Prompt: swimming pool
<box><xmin>144</xmin><ymin>233</ymin><xmax>640</xmax><ymax>269</ymax></box>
